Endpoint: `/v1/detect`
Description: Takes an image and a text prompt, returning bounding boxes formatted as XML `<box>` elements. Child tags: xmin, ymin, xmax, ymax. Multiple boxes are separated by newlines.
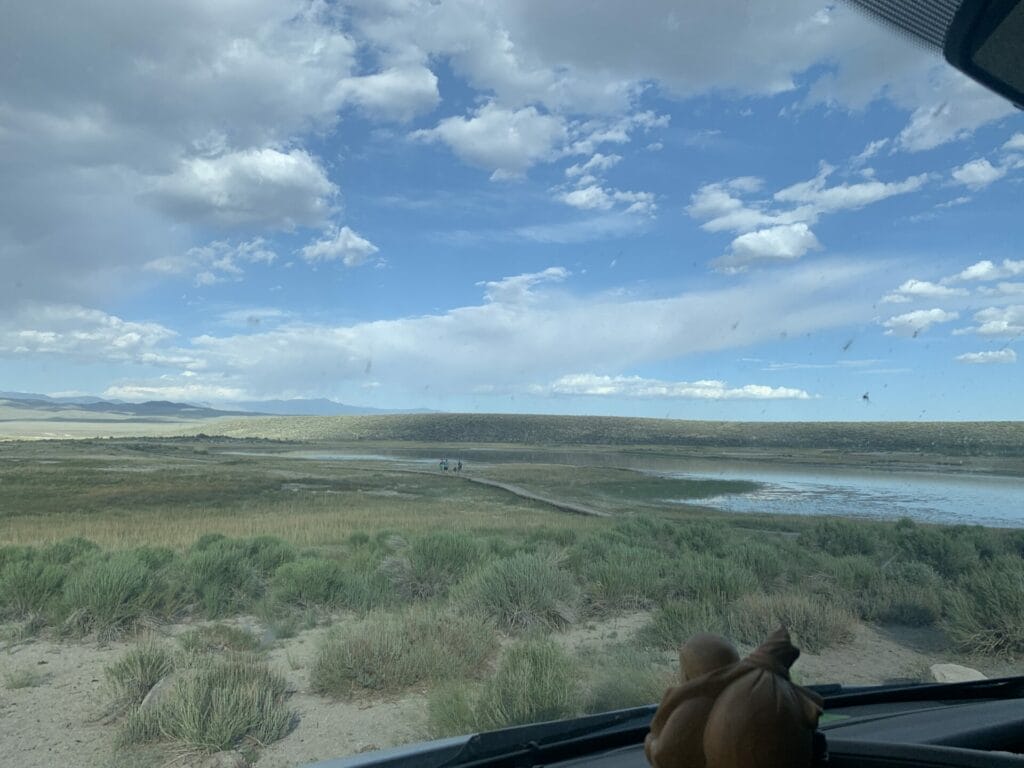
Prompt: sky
<box><xmin>2</xmin><ymin>0</ymin><xmax>1023</xmax><ymax>421</ymax></box>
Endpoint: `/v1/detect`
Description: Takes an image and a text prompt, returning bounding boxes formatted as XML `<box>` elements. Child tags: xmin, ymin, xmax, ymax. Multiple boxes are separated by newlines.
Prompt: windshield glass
<box><xmin>2</xmin><ymin>2</ymin><xmax>1023</xmax><ymax>766</ymax></box>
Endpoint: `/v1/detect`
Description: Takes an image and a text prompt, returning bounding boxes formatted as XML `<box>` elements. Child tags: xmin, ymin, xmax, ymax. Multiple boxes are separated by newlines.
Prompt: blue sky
<box><xmin>2</xmin><ymin>0</ymin><xmax>1023</xmax><ymax>420</ymax></box>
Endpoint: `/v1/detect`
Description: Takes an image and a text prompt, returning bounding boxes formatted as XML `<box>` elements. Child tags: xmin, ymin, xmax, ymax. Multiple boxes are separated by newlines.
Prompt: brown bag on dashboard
<box><xmin>645</xmin><ymin>627</ymin><xmax>823</xmax><ymax>768</ymax></box>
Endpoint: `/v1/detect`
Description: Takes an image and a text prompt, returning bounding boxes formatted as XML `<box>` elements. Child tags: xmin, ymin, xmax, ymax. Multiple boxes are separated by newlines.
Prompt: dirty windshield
<box><xmin>2</xmin><ymin>2</ymin><xmax>1023</xmax><ymax>767</ymax></box>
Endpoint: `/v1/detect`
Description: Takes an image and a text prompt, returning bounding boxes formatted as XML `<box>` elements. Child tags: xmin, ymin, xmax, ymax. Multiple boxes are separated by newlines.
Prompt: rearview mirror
<box><xmin>848</xmin><ymin>0</ymin><xmax>1024</xmax><ymax>108</ymax></box>
<box><xmin>945</xmin><ymin>0</ymin><xmax>1024</xmax><ymax>108</ymax></box>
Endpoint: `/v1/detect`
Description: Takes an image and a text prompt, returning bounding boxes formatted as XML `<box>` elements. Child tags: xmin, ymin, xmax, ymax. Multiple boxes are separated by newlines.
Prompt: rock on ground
<box><xmin>930</xmin><ymin>663</ymin><xmax>987</xmax><ymax>683</ymax></box>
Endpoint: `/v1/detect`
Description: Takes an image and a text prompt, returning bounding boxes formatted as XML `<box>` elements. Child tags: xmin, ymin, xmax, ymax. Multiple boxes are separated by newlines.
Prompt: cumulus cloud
<box><xmin>951</xmin><ymin>158</ymin><xmax>1006</xmax><ymax>190</ymax></box>
<box><xmin>411</xmin><ymin>102</ymin><xmax>566</xmax><ymax>179</ymax></box>
<box><xmin>714</xmin><ymin>223</ymin><xmax>821</xmax><ymax>272</ymax></box>
<box><xmin>956</xmin><ymin>349</ymin><xmax>1017</xmax><ymax>364</ymax></box>
<box><xmin>300</xmin><ymin>226</ymin><xmax>380</xmax><ymax>266</ymax></box>
<box><xmin>145</xmin><ymin>238</ymin><xmax>276</xmax><ymax>286</ymax></box>
<box><xmin>150</xmin><ymin>148</ymin><xmax>336</xmax><ymax>229</ymax></box>
<box><xmin>689</xmin><ymin>164</ymin><xmax>927</xmax><ymax>271</ymax></box>
<box><xmin>1004</xmin><ymin>133</ymin><xmax>1024</xmax><ymax>151</ymax></box>
<box><xmin>0</xmin><ymin>304</ymin><xmax>189</xmax><ymax>366</ymax></box>
<box><xmin>959</xmin><ymin>305</ymin><xmax>1024</xmax><ymax>337</ymax></box>
<box><xmin>948</xmin><ymin>259</ymin><xmax>1024</xmax><ymax>283</ymax></box>
<box><xmin>881</xmin><ymin>279</ymin><xmax>968</xmax><ymax>304</ymax></box>
<box><xmin>882</xmin><ymin>308</ymin><xmax>959</xmax><ymax>336</ymax></box>
<box><xmin>533</xmin><ymin>373</ymin><xmax>812</xmax><ymax>400</ymax></box>
<box><xmin>332</xmin><ymin>66</ymin><xmax>439</xmax><ymax>122</ymax></box>
<box><xmin>1</xmin><ymin>1</ymin><xmax>360</xmax><ymax>304</ymax></box>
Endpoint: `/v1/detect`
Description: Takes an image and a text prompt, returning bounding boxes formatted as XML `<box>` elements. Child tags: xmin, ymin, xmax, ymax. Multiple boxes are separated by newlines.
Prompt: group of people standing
<box><xmin>439</xmin><ymin>458</ymin><xmax>463</xmax><ymax>472</ymax></box>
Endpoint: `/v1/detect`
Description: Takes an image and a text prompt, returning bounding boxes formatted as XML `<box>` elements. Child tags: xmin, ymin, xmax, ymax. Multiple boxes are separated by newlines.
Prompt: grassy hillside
<box><xmin>187</xmin><ymin>413</ymin><xmax>1024</xmax><ymax>457</ymax></box>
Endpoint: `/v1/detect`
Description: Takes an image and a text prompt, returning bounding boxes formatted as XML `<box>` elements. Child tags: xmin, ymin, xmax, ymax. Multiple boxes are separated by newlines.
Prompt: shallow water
<box><xmin>657</xmin><ymin>465</ymin><xmax>1024</xmax><ymax>528</ymax></box>
<box><xmin>282</xmin><ymin>448</ymin><xmax>1024</xmax><ymax>528</ymax></box>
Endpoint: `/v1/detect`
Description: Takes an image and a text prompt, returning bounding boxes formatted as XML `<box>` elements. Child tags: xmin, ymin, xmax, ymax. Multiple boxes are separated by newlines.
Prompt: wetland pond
<box><xmin>284</xmin><ymin>449</ymin><xmax>1024</xmax><ymax>528</ymax></box>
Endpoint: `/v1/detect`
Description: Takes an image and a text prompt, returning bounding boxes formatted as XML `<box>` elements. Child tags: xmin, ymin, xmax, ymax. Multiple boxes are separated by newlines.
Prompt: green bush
<box><xmin>311</xmin><ymin>607</ymin><xmax>497</xmax><ymax>697</ymax></box>
<box><xmin>727</xmin><ymin>592</ymin><xmax>855</xmax><ymax>653</ymax></box>
<box><xmin>185</xmin><ymin>545</ymin><xmax>261</xmax><ymax>618</ymax></box>
<box><xmin>575</xmin><ymin>543</ymin><xmax>672</xmax><ymax>614</ymax></box>
<box><xmin>457</xmin><ymin>552</ymin><xmax>581</xmax><ymax>632</ymax></box>
<box><xmin>799</xmin><ymin>519</ymin><xmax>881</xmax><ymax>557</ymax></box>
<box><xmin>380</xmin><ymin>532</ymin><xmax>480</xmax><ymax>600</ymax></box>
<box><xmin>672</xmin><ymin>520</ymin><xmax>728</xmax><ymax>555</ymax></box>
<box><xmin>0</xmin><ymin>556</ymin><xmax>66</xmax><ymax>618</ymax></box>
<box><xmin>894</xmin><ymin>519</ymin><xmax>979</xmax><ymax>578</ymax></box>
<box><xmin>121</xmin><ymin>653</ymin><xmax>294</xmax><ymax>753</ymax></box>
<box><xmin>581</xmin><ymin>645</ymin><xmax>675</xmax><ymax>712</ymax></box>
<box><xmin>428</xmin><ymin>637</ymin><xmax>582</xmax><ymax>736</ymax></box>
<box><xmin>178</xmin><ymin>624</ymin><xmax>263</xmax><ymax>654</ymax></box>
<box><xmin>43</xmin><ymin>537</ymin><xmax>100</xmax><ymax>565</ymax></box>
<box><xmin>734</xmin><ymin>541</ymin><xmax>788</xmax><ymax>591</ymax></box>
<box><xmin>270</xmin><ymin>558</ymin><xmax>354</xmax><ymax>609</ymax></box>
<box><xmin>669</xmin><ymin>554</ymin><xmax>756</xmax><ymax>604</ymax></box>
<box><xmin>639</xmin><ymin>598</ymin><xmax>725</xmax><ymax>650</ymax></box>
<box><xmin>106</xmin><ymin>638</ymin><xmax>174</xmax><ymax>710</ymax></box>
<box><xmin>63</xmin><ymin>552</ymin><xmax>166</xmax><ymax>636</ymax></box>
<box><xmin>945</xmin><ymin>557</ymin><xmax>1024</xmax><ymax>657</ymax></box>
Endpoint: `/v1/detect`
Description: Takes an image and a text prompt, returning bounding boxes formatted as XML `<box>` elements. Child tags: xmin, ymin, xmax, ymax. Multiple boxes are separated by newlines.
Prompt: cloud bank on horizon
<box><xmin>1</xmin><ymin>0</ymin><xmax>1022</xmax><ymax>420</ymax></box>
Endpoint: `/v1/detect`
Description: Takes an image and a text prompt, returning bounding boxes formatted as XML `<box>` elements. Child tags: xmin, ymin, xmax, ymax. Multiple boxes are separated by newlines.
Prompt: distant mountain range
<box><xmin>0</xmin><ymin>391</ymin><xmax>433</xmax><ymax>419</ymax></box>
<box><xmin>223</xmin><ymin>398</ymin><xmax>435</xmax><ymax>416</ymax></box>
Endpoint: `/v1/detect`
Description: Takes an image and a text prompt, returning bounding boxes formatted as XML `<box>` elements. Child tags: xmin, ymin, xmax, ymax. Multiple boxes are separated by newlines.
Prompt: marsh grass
<box><xmin>427</xmin><ymin>637</ymin><xmax>582</xmax><ymax>736</ymax></box>
<box><xmin>944</xmin><ymin>557</ymin><xmax>1024</xmax><ymax>657</ymax></box>
<box><xmin>310</xmin><ymin>606</ymin><xmax>497</xmax><ymax>697</ymax></box>
<box><xmin>457</xmin><ymin>552</ymin><xmax>581</xmax><ymax>632</ymax></box>
<box><xmin>106</xmin><ymin>638</ymin><xmax>174</xmax><ymax>711</ymax></box>
<box><xmin>639</xmin><ymin>598</ymin><xmax>726</xmax><ymax>650</ymax></box>
<box><xmin>580</xmin><ymin>645</ymin><xmax>676</xmax><ymax>713</ymax></box>
<box><xmin>119</xmin><ymin>652</ymin><xmax>294</xmax><ymax>753</ymax></box>
<box><xmin>178</xmin><ymin>624</ymin><xmax>263</xmax><ymax>654</ymax></box>
<box><xmin>727</xmin><ymin>593</ymin><xmax>856</xmax><ymax>653</ymax></box>
<box><xmin>3</xmin><ymin>666</ymin><xmax>47</xmax><ymax>689</ymax></box>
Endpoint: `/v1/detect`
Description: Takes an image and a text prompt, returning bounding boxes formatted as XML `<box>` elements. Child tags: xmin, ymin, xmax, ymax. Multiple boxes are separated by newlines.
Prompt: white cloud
<box><xmin>332</xmin><ymin>66</ymin><xmax>439</xmax><ymax>122</ymax></box>
<box><xmin>560</xmin><ymin>185</ymin><xmax>613</xmax><ymax>211</ymax></box>
<box><xmin>411</xmin><ymin>102</ymin><xmax>566</xmax><ymax>179</ymax></box>
<box><xmin>714</xmin><ymin>223</ymin><xmax>821</xmax><ymax>272</ymax></box>
<box><xmin>882</xmin><ymin>308</ymin><xmax>959</xmax><ymax>336</ymax></box>
<box><xmin>104</xmin><ymin>378</ymin><xmax>248</xmax><ymax>403</ymax></box>
<box><xmin>151</xmin><ymin>148</ymin><xmax>336</xmax><ymax>229</ymax></box>
<box><xmin>960</xmin><ymin>305</ymin><xmax>1024</xmax><ymax>337</ymax></box>
<box><xmin>688</xmin><ymin>165</ymin><xmax>929</xmax><ymax>254</ymax></box>
<box><xmin>881</xmin><ymin>279</ymin><xmax>968</xmax><ymax>304</ymax></box>
<box><xmin>534</xmin><ymin>373</ymin><xmax>812</xmax><ymax>400</ymax></box>
<box><xmin>1</xmin><ymin>0</ymin><xmax>360</xmax><ymax>304</ymax></box>
<box><xmin>478</xmin><ymin>267</ymin><xmax>569</xmax><ymax>304</ymax></box>
<box><xmin>956</xmin><ymin>349</ymin><xmax>1017</xmax><ymax>364</ymax></box>
<box><xmin>948</xmin><ymin>259</ymin><xmax>1024</xmax><ymax>282</ymax></box>
<box><xmin>300</xmin><ymin>226</ymin><xmax>380</xmax><ymax>266</ymax></box>
<box><xmin>773</xmin><ymin>164</ymin><xmax>928</xmax><ymax>214</ymax></box>
<box><xmin>0</xmin><ymin>304</ymin><xmax>188</xmax><ymax>366</ymax></box>
<box><xmin>145</xmin><ymin>237</ymin><xmax>276</xmax><ymax>286</ymax></box>
<box><xmin>852</xmin><ymin>138</ymin><xmax>888</xmax><ymax>164</ymax></box>
<box><xmin>895</xmin><ymin>70</ymin><xmax>1017</xmax><ymax>152</ymax></box>
<box><xmin>951</xmin><ymin>159</ymin><xmax>1006</xmax><ymax>190</ymax></box>
<box><xmin>112</xmin><ymin>259</ymin><xmax>882</xmax><ymax>400</ymax></box>
<box><xmin>565</xmin><ymin>153</ymin><xmax>621</xmax><ymax>178</ymax></box>
<box><xmin>1004</xmin><ymin>133</ymin><xmax>1024</xmax><ymax>151</ymax></box>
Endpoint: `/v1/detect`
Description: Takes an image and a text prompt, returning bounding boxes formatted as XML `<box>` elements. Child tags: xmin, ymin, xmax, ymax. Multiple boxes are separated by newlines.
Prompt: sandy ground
<box><xmin>2</xmin><ymin>616</ymin><xmax>1022</xmax><ymax>768</ymax></box>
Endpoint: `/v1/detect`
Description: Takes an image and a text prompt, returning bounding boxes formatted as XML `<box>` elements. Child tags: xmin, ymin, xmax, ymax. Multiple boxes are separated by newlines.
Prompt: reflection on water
<box><xmin>658</xmin><ymin>467</ymin><xmax>1024</xmax><ymax>528</ymax></box>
